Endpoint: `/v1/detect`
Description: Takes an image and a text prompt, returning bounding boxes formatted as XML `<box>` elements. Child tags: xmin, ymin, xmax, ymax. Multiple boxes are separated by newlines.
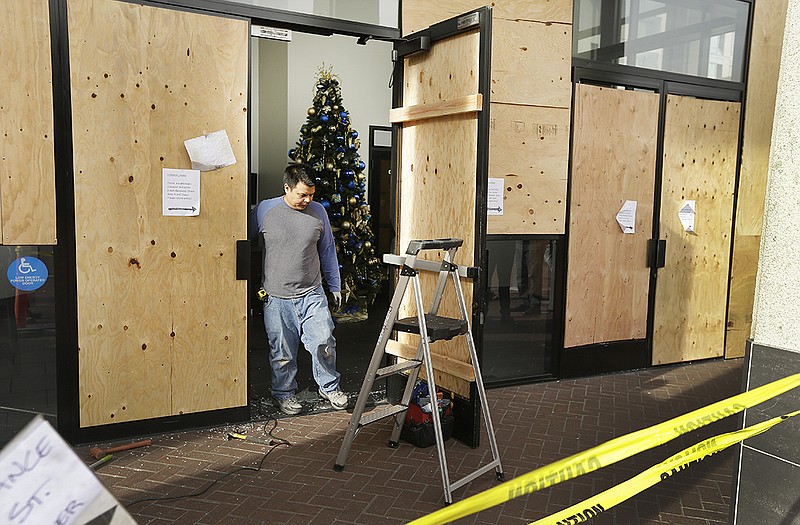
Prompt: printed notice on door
<box><xmin>487</xmin><ymin>178</ymin><xmax>504</xmax><ymax>216</ymax></box>
<box><xmin>163</xmin><ymin>168</ymin><xmax>200</xmax><ymax>216</ymax></box>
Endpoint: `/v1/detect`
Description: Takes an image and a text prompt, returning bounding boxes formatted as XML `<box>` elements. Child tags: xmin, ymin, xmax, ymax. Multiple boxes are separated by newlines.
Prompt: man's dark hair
<box><xmin>284</xmin><ymin>164</ymin><xmax>316</xmax><ymax>189</ymax></box>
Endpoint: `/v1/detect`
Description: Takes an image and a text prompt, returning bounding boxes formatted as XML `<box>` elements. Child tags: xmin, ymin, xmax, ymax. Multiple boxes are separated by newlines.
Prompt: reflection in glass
<box><xmin>484</xmin><ymin>239</ymin><xmax>557</xmax><ymax>384</ymax></box>
<box><xmin>0</xmin><ymin>246</ymin><xmax>57</xmax><ymax>446</ymax></box>
<box><xmin>574</xmin><ymin>0</ymin><xmax>749</xmax><ymax>82</ymax></box>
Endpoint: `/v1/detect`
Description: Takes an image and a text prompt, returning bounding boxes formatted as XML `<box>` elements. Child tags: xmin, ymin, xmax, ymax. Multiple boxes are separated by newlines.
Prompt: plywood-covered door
<box><xmin>652</xmin><ymin>96</ymin><xmax>740</xmax><ymax>365</ymax></box>
<box><xmin>564</xmin><ymin>84</ymin><xmax>659</xmax><ymax>349</ymax></box>
<box><xmin>392</xmin><ymin>10</ymin><xmax>489</xmax><ymax>404</ymax></box>
<box><xmin>68</xmin><ymin>0</ymin><xmax>249</xmax><ymax>427</ymax></box>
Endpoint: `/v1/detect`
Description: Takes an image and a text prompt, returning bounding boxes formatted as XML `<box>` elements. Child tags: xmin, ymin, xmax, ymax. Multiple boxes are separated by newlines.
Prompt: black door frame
<box><xmin>391</xmin><ymin>7</ymin><xmax>492</xmax><ymax>447</ymax></box>
<box><xmin>560</xmin><ymin>56</ymin><xmax>748</xmax><ymax>378</ymax></box>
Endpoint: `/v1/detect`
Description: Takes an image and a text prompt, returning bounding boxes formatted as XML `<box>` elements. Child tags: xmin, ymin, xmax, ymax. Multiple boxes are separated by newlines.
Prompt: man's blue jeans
<box><xmin>263</xmin><ymin>285</ymin><xmax>340</xmax><ymax>399</ymax></box>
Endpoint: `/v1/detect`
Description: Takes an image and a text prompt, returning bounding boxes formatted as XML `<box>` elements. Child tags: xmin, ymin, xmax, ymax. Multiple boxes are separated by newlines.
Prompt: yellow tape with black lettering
<box><xmin>529</xmin><ymin>409</ymin><xmax>800</xmax><ymax>525</ymax></box>
<box><xmin>407</xmin><ymin>372</ymin><xmax>800</xmax><ymax>525</ymax></box>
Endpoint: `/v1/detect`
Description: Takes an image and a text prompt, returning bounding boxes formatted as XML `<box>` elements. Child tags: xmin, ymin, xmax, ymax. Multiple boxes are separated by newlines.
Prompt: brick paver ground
<box><xmin>80</xmin><ymin>358</ymin><xmax>745</xmax><ymax>524</ymax></box>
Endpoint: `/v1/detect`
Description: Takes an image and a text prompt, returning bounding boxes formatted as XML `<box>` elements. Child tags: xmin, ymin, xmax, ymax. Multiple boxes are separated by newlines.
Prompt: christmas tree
<box><xmin>288</xmin><ymin>66</ymin><xmax>383</xmax><ymax>322</ymax></box>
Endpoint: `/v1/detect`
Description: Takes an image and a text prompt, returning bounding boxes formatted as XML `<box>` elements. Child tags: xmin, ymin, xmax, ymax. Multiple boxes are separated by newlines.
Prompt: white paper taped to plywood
<box><xmin>163</xmin><ymin>168</ymin><xmax>200</xmax><ymax>216</ymax></box>
<box><xmin>616</xmin><ymin>200</ymin><xmax>637</xmax><ymax>234</ymax></box>
<box><xmin>184</xmin><ymin>129</ymin><xmax>236</xmax><ymax>171</ymax></box>
<box><xmin>487</xmin><ymin>178</ymin><xmax>504</xmax><ymax>216</ymax></box>
<box><xmin>679</xmin><ymin>200</ymin><xmax>696</xmax><ymax>233</ymax></box>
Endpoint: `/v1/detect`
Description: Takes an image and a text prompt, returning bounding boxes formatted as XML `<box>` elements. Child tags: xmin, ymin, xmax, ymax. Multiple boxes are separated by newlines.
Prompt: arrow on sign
<box><xmin>487</xmin><ymin>206</ymin><xmax>502</xmax><ymax>212</ymax></box>
<box><xmin>168</xmin><ymin>206</ymin><xmax>197</xmax><ymax>212</ymax></box>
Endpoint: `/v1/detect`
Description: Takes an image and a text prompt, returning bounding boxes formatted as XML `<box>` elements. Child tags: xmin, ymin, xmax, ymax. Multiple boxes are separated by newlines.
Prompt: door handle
<box><xmin>236</xmin><ymin>240</ymin><xmax>250</xmax><ymax>280</ymax></box>
<box><xmin>647</xmin><ymin>239</ymin><xmax>667</xmax><ymax>269</ymax></box>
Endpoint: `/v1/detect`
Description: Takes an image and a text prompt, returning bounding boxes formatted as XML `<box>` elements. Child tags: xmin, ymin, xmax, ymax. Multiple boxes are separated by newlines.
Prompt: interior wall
<box><xmin>256</xmin><ymin>37</ymin><xmax>289</xmax><ymax>199</ymax></box>
<box><xmin>252</xmin><ymin>32</ymin><xmax>393</xmax><ymax>201</ymax></box>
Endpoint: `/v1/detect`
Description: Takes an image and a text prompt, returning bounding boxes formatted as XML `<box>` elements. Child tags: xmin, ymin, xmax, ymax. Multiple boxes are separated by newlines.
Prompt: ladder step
<box><xmin>376</xmin><ymin>359</ymin><xmax>421</xmax><ymax>379</ymax></box>
<box><xmin>359</xmin><ymin>404</ymin><xmax>408</xmax><ymax>426</ymax></box>
<box><xmin>394</xmin><ymin>314</ymin><xmax>468</xmax><ymax>341</ymax></box>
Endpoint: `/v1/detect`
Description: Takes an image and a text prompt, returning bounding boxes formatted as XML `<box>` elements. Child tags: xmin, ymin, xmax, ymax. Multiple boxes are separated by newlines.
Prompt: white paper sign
<box><xmin>616</xmin><ymin>200</ymin><xmax>637</xmax><ymax>234</ymax></box>
<box><xmin>679</xmin><ymin>200</ymin><xmax>696</xmax><ymax>233</ymax></box>
<box><xmin>163</xmin><ymin>168</ymin><xmax>200</xmax><ymax>216</ymax></box>
<box><xmin>183</xmin><ymin>130</ymin><xmax>236</xmax><ymax>172</ymax></box>
<box><xmin>487</xmin><ymin>178</ymin><xmax>504</xmax><ymax>216</ymax></box>
<box><xmin>0</xmin><ymin>417</ymin><xmax>104</xmax><ymax>525</ymax></box>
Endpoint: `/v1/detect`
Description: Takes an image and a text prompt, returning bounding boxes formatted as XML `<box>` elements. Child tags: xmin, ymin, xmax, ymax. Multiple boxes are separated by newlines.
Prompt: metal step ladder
<box><xmin>333</xmin><ymin>238</ymin><xmax>503</xmax><ymax>504</ymax></box>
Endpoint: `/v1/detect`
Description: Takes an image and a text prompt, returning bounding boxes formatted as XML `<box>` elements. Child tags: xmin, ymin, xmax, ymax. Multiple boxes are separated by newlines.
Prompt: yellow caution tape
<box><xmin>407</xmin><ymin>372</ymin><xmax>800</xmax><ymax>525</ymax></box>
<box><xmin>530</xmin><ymin>409</ymin><xmax>800</xmax><ymax>525</ymax></box>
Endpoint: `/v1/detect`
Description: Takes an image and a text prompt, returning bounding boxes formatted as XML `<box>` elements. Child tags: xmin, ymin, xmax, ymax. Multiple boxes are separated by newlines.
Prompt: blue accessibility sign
<box><xmin>7</xmin><ymin>256</ymin><xmax>49</xmax><ymax>291</ymax></box>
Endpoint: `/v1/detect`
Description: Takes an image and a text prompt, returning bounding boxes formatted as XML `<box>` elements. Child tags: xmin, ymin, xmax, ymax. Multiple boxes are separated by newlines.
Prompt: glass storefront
<box><xmin>483</xmin><ymin>238</ymin><xmax>559</xmax><ymax>385</ymax></box>
<box><xmin>0</xmin><ymin>246</ymin><xmax>57</xmax><ymax>446</ymax></box>
<box><xmin>574</xmin><ymin>0</ymin><xmax>750</xmax><ymax>82</ymax></box>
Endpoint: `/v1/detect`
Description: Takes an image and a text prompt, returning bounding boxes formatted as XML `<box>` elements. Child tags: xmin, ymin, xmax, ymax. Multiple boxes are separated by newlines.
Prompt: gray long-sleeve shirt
<box><xmin>251</xmin><ymin>197</ymin><xmax>341</xmax><ymax>298</ymax></box>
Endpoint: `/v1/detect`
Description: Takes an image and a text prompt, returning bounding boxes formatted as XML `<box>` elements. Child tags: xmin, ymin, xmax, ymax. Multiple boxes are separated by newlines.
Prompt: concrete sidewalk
<box><xmin>80</xmin><ymin>358</ymin><xmax>743</xmax><ymax>524</ymax></box>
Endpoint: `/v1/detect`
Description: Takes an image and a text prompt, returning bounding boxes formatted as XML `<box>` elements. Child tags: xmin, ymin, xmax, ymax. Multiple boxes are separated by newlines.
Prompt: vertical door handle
<box><xmin>647</xmin><ymin>239</ymin><xmax>667</xmax><ymax>269</ymax></box>
<box><xmin>236</xmin><ymin>240</ymin><xmax>250</xmax><ymax>280</ymax></box>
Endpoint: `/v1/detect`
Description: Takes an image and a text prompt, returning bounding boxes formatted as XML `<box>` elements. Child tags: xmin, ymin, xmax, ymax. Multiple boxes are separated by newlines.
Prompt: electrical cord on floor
<box><xmin>126</xmin><ymin>418</ymin><xmax>291</xmax><ymax>508</ymax></box>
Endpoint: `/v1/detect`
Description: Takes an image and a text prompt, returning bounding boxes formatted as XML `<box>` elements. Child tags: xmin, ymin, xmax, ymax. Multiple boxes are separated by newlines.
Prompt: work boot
<box><xmin>319</xmin><ymin>388</ymin><xmax>348</xmax><ymax>410</ymax></box>
<box><xmin>274</xmin><ymin>395</ymin><xmax>302</xmax><ymax>415</ymax></box>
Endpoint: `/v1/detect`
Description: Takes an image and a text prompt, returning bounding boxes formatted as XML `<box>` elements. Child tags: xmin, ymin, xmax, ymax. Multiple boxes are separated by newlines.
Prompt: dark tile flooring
<box><xmin>78</xmin><ymin>357</ymin><xmax>745</xmax><ymax>524</ymax></box>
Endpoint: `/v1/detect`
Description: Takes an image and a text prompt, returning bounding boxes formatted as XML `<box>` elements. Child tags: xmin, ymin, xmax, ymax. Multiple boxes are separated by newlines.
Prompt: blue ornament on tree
<box><xmin>340</xmin><ymin>111</ymin><xmax>348</xmax><ymax>120</ymax></box>
<box><xmin>288</xmin><ymin>148</ymin><xmax>296</xmax><ymax>159</ymax></box>
<box><xmin>357</xmin><ymin>160</ymin><xmax>366</xmax><ymax>170</ymax></box>
<box><xmin>346</xmin><ymin>180</ymin><xmax>356</xmax><ymax>190</ymax></box>
<box><xmin>320</xmin><ymin>114</ymin><xmax>329</xmax><ymax>123</ymax></box>
<box><xmin>344</xmin><ymin>169</ymin><xmax>355</xmax><ymax>179</ymax></box>
<box><xmin>350</xmin><ymin>130</ymin><xmax>359</xmax><ymax>139</ymax></box>
<box><xmin>320</xmin><ymin>198</ymin><xmax>331</xmax><ymax>209</ymax></box>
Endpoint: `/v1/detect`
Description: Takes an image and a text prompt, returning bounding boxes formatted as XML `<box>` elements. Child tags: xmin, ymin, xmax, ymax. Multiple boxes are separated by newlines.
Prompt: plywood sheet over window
<box><xmin>487</xmin><ymin>103</ymin><xmax>569</xmax><ymax>234</ymax></box>
<box><xmin>491</xmin><ymin>18</ymin><xmax>571</xmax><ymax>109</ymax></box>
<box><xmin>397</xmin><ymin>30</ymin><xmax>479</xmax><ymax>398</ymax></box>
<box><xmin>726</xmin><ymin>0</ymin><xmax>789</xmax><ymax>358</ymax></box>
<box><xmin>652</xmin><ymin>96</ymin><xmax>739</xmax><ymax>365</ymax></box>
<box><xmin>402</xmin><ymin>0</ymin><xmax>572</xmax><ymax>35</ymax></box>
<box><xmin>564</xmin><ymin>84</ymin><xmax>659</xmax><ymax>348</ymax></box>
<box><xmin>0</xmin><ymin>0</ymin><xmax>56</xmax><ymax>245</ymax></box>
<box><xmin>69</xmin><ymin>0</ymin><xmax>248</xmax><ymax>427</ymax></box>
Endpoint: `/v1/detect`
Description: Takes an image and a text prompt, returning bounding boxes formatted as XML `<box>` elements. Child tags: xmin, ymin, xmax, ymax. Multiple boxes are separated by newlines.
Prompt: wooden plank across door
<box><xmin>397</xmin><ymin>28</ymin><xmax>481</xmax><ymax>399</ymax></box>
<box><xmin>69</xmin><ymin>0</ymin><xmax>249</xmax><ymax>427</ymax></box>
<box><xmin>652</xmin><ymin>96</ymin><xmax>740</xmax><ymax>365</ymax></box>
<box><xmin>564</xmin><ymin>84</ymin><xmax>659</xmax><ymax>348</ymax></box>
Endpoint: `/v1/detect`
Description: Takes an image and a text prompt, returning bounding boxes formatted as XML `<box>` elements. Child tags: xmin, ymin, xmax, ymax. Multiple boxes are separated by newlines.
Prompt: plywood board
<box><xmin>69</xmin><ymin>0</ymin><xmax>248</xmax><ymax>427</ymax></box>
<box><xmin>397</xmin><ymin>29</ymin><xmax>481</xmax><ymax>397</ymax></box>
<box><xmin>726</xmin><ymin>234</ymin><xmax>760</xmax><ymax>359</ymax></box>
<box><xmin>403</xmin><ymin>31</ymin><xmax>480</xmax><ymax>107</ymax></box>
<box><xmin>398</xmin><ymin>115</ymin><xmax>477</xmax><ymax>398</ymax></box>
<box><xmin>0</xmin><ymin>0</ymin><xmax>56</xmax><ymax>245</ymax></box>
<box><xmin>564</xmin><ymin>84</ymin><xmax>659</xmax><ymax>348</ymax></box>
<box><xmin>726</xmin><ymin>0</ymin><xmax>788</xmax><ymax>359</ymax></box>
<box><xmin>487</xmin><ymin>103</ymin><xmax>568</xmax><ymax>234</ymax></box>
<box><xmin>652</xmin><ymin>96</ymin><xmax>740</xmax><ymax>365</ymax></box>
<box><xmin>491</xmin><ymin>18</ymin><xmax>572</xmax><ymax>109</ymax></box>
<box><xmin>402</xmin><ymin>0</ymin><xmax>573</xmax><ymax>35</ymax></box>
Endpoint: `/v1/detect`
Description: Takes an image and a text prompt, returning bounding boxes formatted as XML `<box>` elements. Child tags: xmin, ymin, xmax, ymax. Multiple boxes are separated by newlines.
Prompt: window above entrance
<box><xmin>574</xmin><ymin>0</ymin><xmax>750</xmax><ymax>82</ymax></box>
<box><xmin>238</xmin><ymin>0</ymin><xmax>399</xmax><ymax>29</ymax></box>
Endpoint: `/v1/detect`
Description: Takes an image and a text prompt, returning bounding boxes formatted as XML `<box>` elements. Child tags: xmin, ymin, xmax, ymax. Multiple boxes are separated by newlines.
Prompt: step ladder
<box><xmin>333</xmin><ymin>238</ymin><xmax>503</xmax><ymax>504</ymax></box>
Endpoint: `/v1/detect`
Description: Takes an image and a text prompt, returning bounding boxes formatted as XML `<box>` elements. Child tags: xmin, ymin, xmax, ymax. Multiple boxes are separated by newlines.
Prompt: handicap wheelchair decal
<box><xmin>7</xmin><ymin>256</ymin><xmax>49</xmax><ymax>291</ymax></box>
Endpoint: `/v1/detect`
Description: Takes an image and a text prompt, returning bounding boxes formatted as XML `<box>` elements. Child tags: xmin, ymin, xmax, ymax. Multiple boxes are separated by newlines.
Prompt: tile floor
<box><xmin>78</xmin><ymin>357</ymin><xmax>745</xmax><ymax>524</ymax></box>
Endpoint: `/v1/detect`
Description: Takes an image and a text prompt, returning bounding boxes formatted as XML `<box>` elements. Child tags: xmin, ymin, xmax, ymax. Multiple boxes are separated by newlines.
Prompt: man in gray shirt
<box><xmin>251</xmin><ymin>164</ymin><xmax>347</xmax><ymax>415</ymax></box>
